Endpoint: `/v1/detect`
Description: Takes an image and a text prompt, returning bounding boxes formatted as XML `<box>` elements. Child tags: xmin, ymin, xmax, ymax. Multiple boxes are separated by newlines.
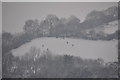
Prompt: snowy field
<box><xmin>12</xmin><ymin>37</ymin><xmax>118</xmax><ymax>62</ymax></box>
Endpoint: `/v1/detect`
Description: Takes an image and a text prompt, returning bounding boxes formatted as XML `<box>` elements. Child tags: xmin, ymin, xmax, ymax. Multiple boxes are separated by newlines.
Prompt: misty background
<box><xmin>3</xmin><ymin>2</ymin><xmax>117</xmax><ymax>33</ymax></box>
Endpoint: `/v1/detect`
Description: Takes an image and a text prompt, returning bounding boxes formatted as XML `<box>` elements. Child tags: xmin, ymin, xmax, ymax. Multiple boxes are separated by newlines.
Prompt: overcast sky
<box><xmin>2</xmin><ymin>2</ymin><xmax>117</xmax><ymax>33</ymax></box>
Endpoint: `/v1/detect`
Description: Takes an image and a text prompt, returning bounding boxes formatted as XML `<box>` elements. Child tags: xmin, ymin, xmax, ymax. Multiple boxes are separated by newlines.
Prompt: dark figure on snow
<box><xmin>66</xmin><ymin>41</ymin><xmax>69</xmax><ymax>44</ymax></box>
<box><xmin>42</xmin><ymin>44</ymin><xmax>44</xmax><ymax>47</ymax></box>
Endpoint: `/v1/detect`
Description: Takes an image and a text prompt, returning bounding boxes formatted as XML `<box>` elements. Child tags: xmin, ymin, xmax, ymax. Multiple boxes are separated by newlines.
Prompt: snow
<box><xmin>92</xmin><ymin>20</ymin><xmax>118</xmax><ymax>35</ymax></box>
<box><xmin>103</xmin><ymin>20</ymin><xmax>118</xmax><ymax>34</ymax></box>
<box><xmin>12</xmin><ymin>37</ymin><xmax>118</xmax><ymax>62</ymax></box>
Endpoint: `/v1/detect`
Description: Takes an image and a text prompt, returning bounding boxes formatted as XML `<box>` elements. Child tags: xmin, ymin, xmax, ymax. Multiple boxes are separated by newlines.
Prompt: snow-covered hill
<box><xmin>12</xmin><ymin>37</ymin><xmax>118</xmax><ymax>62</ymax></box>
<box><xmin>103</xmin><ymin>20</ymin><xmax>118</xmax><ymax>34</ymax></box>
<box><xmin>84</xmin><ymin>20</ymin><xmax>118</xmax><ymax>38</ymax></box>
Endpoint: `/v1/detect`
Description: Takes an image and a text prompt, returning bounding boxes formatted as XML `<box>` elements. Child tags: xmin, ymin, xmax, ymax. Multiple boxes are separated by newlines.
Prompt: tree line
<box><xmin>3</xmin><ymin>47</ymin><xmax>118</xmax><ymax>78</ymax></box>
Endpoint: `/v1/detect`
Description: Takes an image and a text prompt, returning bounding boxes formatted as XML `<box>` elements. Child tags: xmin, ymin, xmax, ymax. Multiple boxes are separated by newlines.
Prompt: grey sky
<box><xmin>3</xmin><ymin>2</ymin><xmax>117</xmax><ymax>33</ymax></box>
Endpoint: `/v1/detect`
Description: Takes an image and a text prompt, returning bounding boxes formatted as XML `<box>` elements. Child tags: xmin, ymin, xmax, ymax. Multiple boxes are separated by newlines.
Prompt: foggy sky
<box><xmin>3</xmin><ymin>2</ymin><xmax>117</xmax><ymax>33</ymax></box>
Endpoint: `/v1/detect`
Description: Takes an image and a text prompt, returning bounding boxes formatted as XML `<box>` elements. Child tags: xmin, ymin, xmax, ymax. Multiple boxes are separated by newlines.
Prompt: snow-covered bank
<box><xmin>12</xmin><ymin>37</ymin><xmax>118</xmax><ymax>62</ymax></box>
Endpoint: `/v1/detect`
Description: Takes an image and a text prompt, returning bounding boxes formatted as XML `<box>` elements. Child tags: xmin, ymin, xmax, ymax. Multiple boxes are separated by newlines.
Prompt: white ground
<box><xmin>12</xmin><ymin>37</ymin><xmax>118</xmax><ymax>62</ymax></box>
